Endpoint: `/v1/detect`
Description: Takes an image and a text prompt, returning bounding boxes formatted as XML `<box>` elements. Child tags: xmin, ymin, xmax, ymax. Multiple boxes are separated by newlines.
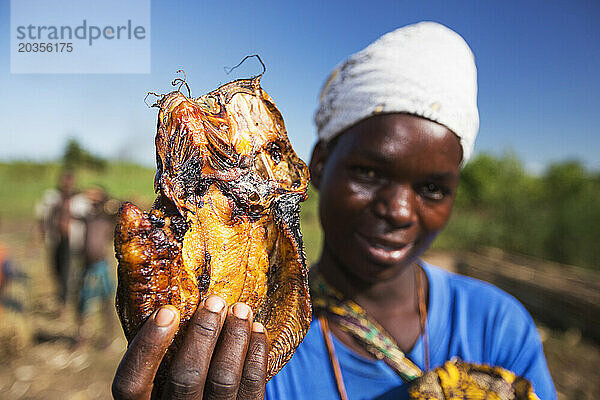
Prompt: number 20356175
<box><xmin>18</xmin><ymin>42</ymin><xmax>73</xmax><ymax>52</ymax></box>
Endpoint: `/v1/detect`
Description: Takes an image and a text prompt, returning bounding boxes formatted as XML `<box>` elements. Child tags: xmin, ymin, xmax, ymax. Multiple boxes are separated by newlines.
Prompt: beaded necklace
<box><xmin>311</xmin><ymin>264</ymin><xmax>429</xmax><ymax>400</ymax></box>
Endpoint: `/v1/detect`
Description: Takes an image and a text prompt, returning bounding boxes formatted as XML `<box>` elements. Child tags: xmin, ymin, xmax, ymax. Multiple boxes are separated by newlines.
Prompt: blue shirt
<box><xmin>266</xmin><ymin>262</ymin><xmax>557</xmax><ymax>399</ymax></box>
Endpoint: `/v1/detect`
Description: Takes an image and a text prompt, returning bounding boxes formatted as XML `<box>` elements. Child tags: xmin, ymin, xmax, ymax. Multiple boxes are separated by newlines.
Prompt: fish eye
<box><xmin>249</xmin><ymin>191</ymin><xmax>260</xmax><ymax>203</ymax></box>
<box><xmin>239</xmin><ymin>155</ymin><xmax>252</xmax><ymax>169</ymax></box>
<box><xmin>267</xmin><ymin>142</ymin><xmax>282</xmax><ymax>164</ymax></box>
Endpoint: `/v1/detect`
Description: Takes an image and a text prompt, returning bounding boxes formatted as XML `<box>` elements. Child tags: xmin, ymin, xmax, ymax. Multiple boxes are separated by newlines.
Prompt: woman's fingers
<box><xmin>237</xmin><ymin>322</ymin><xmax>269</xmax><ymax>400</ymax></box>
<box><xmin>112</xmin><ymin>305</ymin><xmax>180</xmax><ymax>400</ymax></box>
<box><xmin>112</xmin><ymin>297</ymin><xmax>269</xmax><ymax>400</ymax></box>
<box><xmin>204</xmin><ymin>303</ymin><xmax>254</xmax><ymax>400</ymax></box>
<box><xmin>163</xmin><ymin>295</ymin><xmax>228</xmax><ymax>400</ymax></box>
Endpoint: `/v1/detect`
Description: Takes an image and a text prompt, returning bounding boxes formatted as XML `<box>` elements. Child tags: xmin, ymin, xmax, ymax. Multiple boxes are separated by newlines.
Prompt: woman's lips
<box><xmin>355</xmin><ymin>233</ymin><xmax>414</xmax><ymax>264</ymax></box>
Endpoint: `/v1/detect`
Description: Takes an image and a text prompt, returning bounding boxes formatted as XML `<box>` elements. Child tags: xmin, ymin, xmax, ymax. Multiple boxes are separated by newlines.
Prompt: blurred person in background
<box><xmin>35</xmin><ymin>171</ymin><xmax>89</xmax><ymax>315</ymax></box>
<box><xmin>0</xmin><ymin>217</ymin><xmax>31</xmax><ymax>353</ymax></box>
<box><xmin>0</xmin><ymin>232</ymin><xmax>24</xmax><ymax>314</ymax></box>
<box><xmin>0</xmin><ymin>240</ymin><xmax>27</xmax><ymax>315</ymax></box>
<box><xmin>75</xmin><ymin>185</ymin><xmax>119</xmax><ymax>347</ymax></box>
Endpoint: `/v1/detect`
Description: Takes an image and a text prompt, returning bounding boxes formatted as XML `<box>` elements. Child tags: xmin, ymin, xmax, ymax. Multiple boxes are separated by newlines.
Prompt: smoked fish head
<box><xmin>114</xmin><ymin>75</ymin><xmax>311</xmax><ymax>385</ymax></box>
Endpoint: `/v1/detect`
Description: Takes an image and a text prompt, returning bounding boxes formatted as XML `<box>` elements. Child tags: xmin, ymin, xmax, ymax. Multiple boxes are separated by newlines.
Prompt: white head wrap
<box><xmin>315</xmin><ymin>21</ymin><xmax>479</xmax><ymax>164</ymax></box>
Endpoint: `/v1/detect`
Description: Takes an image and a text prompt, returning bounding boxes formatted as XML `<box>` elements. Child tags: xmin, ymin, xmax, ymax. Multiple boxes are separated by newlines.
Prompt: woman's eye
<box><xmin>420</xmin><ymin>183</ymin><xmax>447</xmax><ymax>200</ymax></box>
<box><xmin>353</xmin><ymin>167</ymin><xmax>377</xmax><ymax>181</ymax></box>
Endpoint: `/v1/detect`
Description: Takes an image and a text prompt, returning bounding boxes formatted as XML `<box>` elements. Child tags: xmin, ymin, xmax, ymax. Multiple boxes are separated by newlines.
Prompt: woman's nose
<box><xmin>373</xmin><ymin>184</ymin><xmax>417</xmax><ymax>228</ymax></box>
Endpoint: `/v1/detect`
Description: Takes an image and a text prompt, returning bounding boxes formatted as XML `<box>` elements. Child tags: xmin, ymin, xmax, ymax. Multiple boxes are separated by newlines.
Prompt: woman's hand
<box><xmin>112</xmin><ymin>295</ymin><xmax>269</xmax><ymax>400</ymax></box>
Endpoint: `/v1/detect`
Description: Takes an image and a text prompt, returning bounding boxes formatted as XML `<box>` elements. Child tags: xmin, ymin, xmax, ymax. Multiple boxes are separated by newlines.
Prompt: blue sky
<box><xmin>1</xmin><ymin>0</ymin><xmax>599</xmax><ymax>173</ymax></box>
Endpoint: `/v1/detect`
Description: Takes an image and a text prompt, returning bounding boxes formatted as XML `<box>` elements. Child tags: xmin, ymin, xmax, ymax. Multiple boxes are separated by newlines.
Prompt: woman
<box><xmin>266</xmin><ymin>22</ymin><xmax>555</xmax><ymax>400</ymax></box>
<box><xmin>112</xmin><ymin>22</ymin><xmax>556</xmax><ymax>400</ymax></box>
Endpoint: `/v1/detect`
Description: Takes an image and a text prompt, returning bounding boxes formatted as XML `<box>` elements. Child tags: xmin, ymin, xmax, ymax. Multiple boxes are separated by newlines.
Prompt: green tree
<box><xmin>62</xmin><ymin>138</ymin><xmax>107</xmax><ymax>171</ymax></box>
<box><xmin>438</xmin><ymin>153</ymin><xmax>600</xmax><ymax>270</ymax></box>
<box><xmin>542</xmin><ymin>161</ymin><xmax>600</xmax><ymax>268</ymax></box>
<box><xmin>444</xmin><ymin>152</ymin><xmax>544</xmax><ymax>254</ymax></box>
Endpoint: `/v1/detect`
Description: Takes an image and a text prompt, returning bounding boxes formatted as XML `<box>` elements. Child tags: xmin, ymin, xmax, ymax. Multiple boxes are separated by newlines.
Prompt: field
<box><xmin>0</xmin><ymin>161</ymin><xmax>599</xmax><ymax>399</ymax></box>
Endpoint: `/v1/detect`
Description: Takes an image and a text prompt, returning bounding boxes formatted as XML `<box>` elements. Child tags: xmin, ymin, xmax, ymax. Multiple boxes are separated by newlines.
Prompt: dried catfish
<box><xmin>114</xmin><ymin>74</ymin><xmax>311</xmax><ymax>386</ymax></box>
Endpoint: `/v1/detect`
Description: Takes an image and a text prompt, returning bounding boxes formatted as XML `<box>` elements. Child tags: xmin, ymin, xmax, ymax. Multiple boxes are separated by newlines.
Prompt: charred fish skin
<box><xmin>114</xmin><ymin>197</ymin><xmax>193</xmax><ymax>345</ymax></box>
<box><xmin>114</xmin><ymin>75</ymin><xmax>311</xmax><ymax>383</ymax></box>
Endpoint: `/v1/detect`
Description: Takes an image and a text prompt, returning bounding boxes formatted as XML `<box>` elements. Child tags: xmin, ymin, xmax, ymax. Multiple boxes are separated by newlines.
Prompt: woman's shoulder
<box><xmin>422</xmin><ymin>261</ymin><xmax>533</xmax><ymax>325</ymax></box>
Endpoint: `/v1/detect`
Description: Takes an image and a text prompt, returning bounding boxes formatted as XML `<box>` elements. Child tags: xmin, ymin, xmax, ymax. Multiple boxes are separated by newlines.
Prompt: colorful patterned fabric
<box><xmin>309</xmin><ymin>269</ymin><xmax>542</xmax><ymax>399</ymax></box>
<box><xmin>310</xmin><ymin>271</ymin><xmax>423</xmax><ymax>381</ymax></box>
<box><xmin>409</xmin><ymin>359</ymin><xmax>540</xmax><ymax>400</ymax></box>
<box><xmin>78</xmin><ymin>259</ymin><xmax>113</xmax><ymax>315</ymax></box>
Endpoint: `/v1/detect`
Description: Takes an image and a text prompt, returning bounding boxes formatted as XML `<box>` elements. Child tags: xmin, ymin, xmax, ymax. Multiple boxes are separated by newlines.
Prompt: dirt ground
<box><xmin>0</xmin><ymin>222</ymin><xmax>598</xmax><ymax>399</ymax></box>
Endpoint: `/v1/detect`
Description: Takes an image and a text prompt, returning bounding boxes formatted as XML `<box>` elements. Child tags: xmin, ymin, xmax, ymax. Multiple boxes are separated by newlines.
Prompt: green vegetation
<box><xmin>62</xmin><ymin>138</ymin><xmax>108</xmax><ymax>171</ymax></box>
<box><xmin>0</xmin><ymin>161</ymin><xmax>156</xmax><ymax>220</ymax></box>
<box><xmin>435</xmin><ymin>153</ymin><xmax>600</xmax><ymax>270</ymax></box>
<box><xmin>300</xmin><ymin>185</ymin><xmax>323</xmax><ymax>265</ymax></box>
<box><xmin>1</xmin><ymin>140</ymin><xmax>598</xmax><ymax>269</ymax></box>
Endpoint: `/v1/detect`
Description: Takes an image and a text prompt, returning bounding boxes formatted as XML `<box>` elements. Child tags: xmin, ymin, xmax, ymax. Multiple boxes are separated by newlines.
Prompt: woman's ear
<box><xmin>309</xmin><ymin>141</ymin><xmax>329</xmax><ymax>190</ymax></box>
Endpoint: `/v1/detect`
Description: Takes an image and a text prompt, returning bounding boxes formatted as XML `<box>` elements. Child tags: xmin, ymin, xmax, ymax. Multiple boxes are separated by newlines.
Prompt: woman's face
<box><xmin>311</xmin><ymin>113</ymin><xmax>462</xmax><ymax>283</ymax></box>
